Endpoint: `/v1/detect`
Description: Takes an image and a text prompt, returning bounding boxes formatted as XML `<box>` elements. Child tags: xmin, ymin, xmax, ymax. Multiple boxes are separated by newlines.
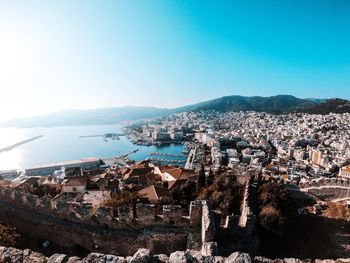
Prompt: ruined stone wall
<box><xmin>300</xmin><ymin>177</ymin><xmax>350</xmax><ymax>189</ymax></box>
<box><xmin>238</xmin><ymin>180</ymin><xmax>256</xmax><ymax>236</ymax></box>
<box><xmin>0</xmin><ymin>185</ymin><xmax>259</xmax><ymax>256</ymax></box>
<box><xmin>294</xmin><ymin>177</ymin><xmax>350</xmax><ymax>201</ymax></box>
<box><xmin>0</xmin><ymin>187</ymin><xmax>206</xmax><ymax>255</ymax></box>
<box><xmin>0</xmin><ymin>188</ymin><xmax>200</xmax><ymax>230</ymax></box>
<box><xmin>215</xmin><ymin>179</ymin><xmax>259</xmax><ymax>256</ymax></box>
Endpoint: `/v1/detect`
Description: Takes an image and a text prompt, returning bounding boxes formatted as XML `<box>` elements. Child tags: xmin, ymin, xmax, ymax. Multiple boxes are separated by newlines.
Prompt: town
<box><xmin>0</xmin><ymin>110</ymin><xmax>350</xmax><ymax>261</ymax></box>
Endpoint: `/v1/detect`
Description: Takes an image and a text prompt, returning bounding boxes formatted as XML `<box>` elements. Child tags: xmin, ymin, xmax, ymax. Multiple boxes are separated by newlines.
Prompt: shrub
<box><xmin>197</xmin><ymin>170</ymin><xmax>244</xmax><ymax>216</ymax></box>
<box><xmin>257</xmin><ymin>182</ymin><xmax>289</xmax><ymax>235</ymax></box>
<box><xmin>0</xmin><ymin>224</ymin><xmax>20</xmax><ymax>247</ymax></box>
<box><xmin>172</xmin><ymin>179</ymin><xmax>198</xmax><ymax>208</ymax></box>
<box><xmin>259</xmin><ymin>205</ymin><xmax>285</xmax><ymax>235</ymax></box>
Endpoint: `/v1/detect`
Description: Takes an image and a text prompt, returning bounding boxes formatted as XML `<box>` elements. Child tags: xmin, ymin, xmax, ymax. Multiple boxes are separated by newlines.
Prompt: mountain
<box><xmin>176</xmin><ymin>95</ymin><xmax>316</xmax><ymax>114</ymax></box>
<box><xmin>2</xmin><ymin>95</ymin><xmax>349</xmax><ymax>128</ymax></box>
<box><xmin>303</xmin><ymin>98</ymin><xmax>350</xmax><ymax>114</ymax></box>
<box><xmin>305</xmin><ymin>98</ymin><xmax>327</xmax><ymax>104</ymax></box>
<box><xmin>2</xmin><ymin>106</ymin><xmax>171</xmax><ymax>128</ymax></box>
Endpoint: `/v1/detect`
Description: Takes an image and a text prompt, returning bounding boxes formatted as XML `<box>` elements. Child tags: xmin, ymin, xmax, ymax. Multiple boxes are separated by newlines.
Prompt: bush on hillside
<box><xmin>0</xmin><ymin>224</ymin><xmax>20</xmax><ymax>247</ymax></box>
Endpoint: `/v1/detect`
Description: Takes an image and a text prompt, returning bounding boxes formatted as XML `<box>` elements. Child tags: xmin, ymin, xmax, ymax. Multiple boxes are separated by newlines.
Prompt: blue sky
<box><xmin>0</xmin><ymin>0</ymin><xmax>349</xmax><ymax>120</ymax></box>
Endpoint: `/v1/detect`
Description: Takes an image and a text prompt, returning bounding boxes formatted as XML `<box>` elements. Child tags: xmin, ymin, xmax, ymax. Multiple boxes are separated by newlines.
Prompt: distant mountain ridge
<box><xmin>2</xmin><ymin>106</ymin><xmax>172</xmax><ymax>128</ymax></box>
<box><xmin>2</xmin><ymin>95</ymin><xmax>348</xmax><ymax>127</ymax></box>
<box><xmin>303</xmin><ymin>98</ymin><xmax>350</xmax><ymax>114</ymax></box>
<box><xmin>177</xmin><ymin>95</ymin><xmax>317</xmax><ymax>113</ymax></box>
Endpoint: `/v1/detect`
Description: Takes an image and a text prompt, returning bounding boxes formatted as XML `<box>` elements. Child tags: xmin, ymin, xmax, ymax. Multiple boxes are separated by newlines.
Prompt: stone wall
<box><xmin>1</xmin><ymin>246</ymin><xmax>348</xmax><ymax>263</ymax></box>
<box><xmin>217</xmin><ymin>179</ymin><xmax>259</xmax><ymax>256</ymax></box>
<box><xmin>300</xmin><ymin>177</ymin><xmax>350</xmax><ymax>188</ymax></box>
<box><xmin>0</xmin><ymin>188</ymin><xmax>205</xmax><ymax>256</ymax></box>
<box><xmin>289</xmin><ymin>177</ymin><xmax>350</xmax><ymax>201</ymax></box>
<box><xmin>0</xmin><ymin>188</ymin><xmax>200</xmax><ymax>229</ymax></box>
<box><xmin>0</xmin><ymin>184</ymin><xmax>259</xmax><ymax>256</ymax></box>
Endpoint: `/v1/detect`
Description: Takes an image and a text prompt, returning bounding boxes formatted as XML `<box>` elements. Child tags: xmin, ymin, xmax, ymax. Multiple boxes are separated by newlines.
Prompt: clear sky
<box><xmin>0</xmin><ymin>0</ymin><xmax>349</xmax><ymax>121</ymax></box>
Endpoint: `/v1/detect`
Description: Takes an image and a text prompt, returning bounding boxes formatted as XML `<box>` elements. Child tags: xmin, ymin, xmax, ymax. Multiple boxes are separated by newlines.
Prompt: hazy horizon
<box><xmin>0</xmin><ymin>94</ymin><xmax>335</xmax><ymax>122</ymax></box>
<box><xmin>1</xmin><ymin>0</ymin><xmax>349</xmax><ymax>122</ymax></box>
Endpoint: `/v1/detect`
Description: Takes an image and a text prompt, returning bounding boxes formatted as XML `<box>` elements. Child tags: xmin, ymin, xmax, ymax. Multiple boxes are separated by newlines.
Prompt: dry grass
<box><xmin>323</xmin><ymin>202</ymin><xmax>349</xmax><ymax>220</ymax></box>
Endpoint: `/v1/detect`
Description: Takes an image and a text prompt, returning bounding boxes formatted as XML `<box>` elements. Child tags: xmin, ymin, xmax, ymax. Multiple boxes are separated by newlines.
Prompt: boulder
<box><xmin>187</xmin><ymin>249</ymin><xmax>224</xmax><ymax>263</ymax></box>
<box><xmin>253</xmin><ymin>256</ymin><xmax>274</xmax><ymax>263</ymax></box>
<box><xmin>129</xmin><ymin>248</ymin><xmax>152</xmax><ymax>263</ymax></box>
<box><xmin>85</xmin><ymin>252</ymin><xmax>107</xmax><ymax>262</ymax></box>
<box><xmin>47</xmin><ymin>253</ymin><xmax>69</xmax><ymax>263</ymax></box>
<box><xmin>0</xmin><ymin>246</ymin><xmax>8</xmax><ymax>260</ymax></box>
<box><xmin>213</xmin><ymin>257</ymin><xmax>225</xmax><ymax>263</ymax></box>
<box><xmin>67</xmin><ymin>256</ymin><xmax>84</xmax><ymax>263</ymax></box>
<box><xmin>105</xmin><ymin>254</ymin><xmax>128</xmax><ymax>263</ymax></box>
<box><xmin>1</xmin><ymin>247</ymin><xmax>24</xmax><ymax>262</ymax></box>
<box><xmin>153</xmin><ymin>254</ymin><xmax>169</xmax><ymax>263</ymax></box>
<box><xmin>168</xmin><ymin>251</ymin><xmax>195</xmax><ymax>263</ymax></box>
<box><xmin>23</xmin><ymin>249</ymin><xmax>47</xmax><ymax>263</ymax></box>
<box><xmin>225</xmin><ymin>252</ymin><xmax>251</xmax><ymax>263</ymax></box>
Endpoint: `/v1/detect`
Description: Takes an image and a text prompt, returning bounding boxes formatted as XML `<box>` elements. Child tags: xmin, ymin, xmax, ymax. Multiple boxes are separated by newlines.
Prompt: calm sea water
<box><xmin>0</xmin><ymin>124</ymin><xmax>184</xmax><ymax>170</ymax></box>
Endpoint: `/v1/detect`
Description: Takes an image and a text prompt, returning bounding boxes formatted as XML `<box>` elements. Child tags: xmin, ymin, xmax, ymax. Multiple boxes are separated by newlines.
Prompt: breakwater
<box><xmin>0</xmin><ymin>135</ymin><xmax>43</xmax><ymax>153</ymax></box>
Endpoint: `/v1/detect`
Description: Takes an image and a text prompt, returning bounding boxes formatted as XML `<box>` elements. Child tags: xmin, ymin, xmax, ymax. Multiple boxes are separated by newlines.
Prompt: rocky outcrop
<box><xmin>0</xmin><ymin>246</ymin><xmax>350</xmax><ymax>263</ymax></box>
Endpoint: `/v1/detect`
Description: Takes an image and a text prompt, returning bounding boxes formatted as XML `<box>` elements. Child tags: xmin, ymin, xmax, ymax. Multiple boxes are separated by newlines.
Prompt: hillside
<box><xmin>2</xmin><ymin>95</ymin><xmax>348</xmax><ymax>128</ymax></box>
<box><xmin>302</xmin><ymin>98</ymin><xmax>350</xmax><ymax>114</ymax></box>
<box><xmin>177</xmin><ymin>95</ymin><xmax>317</xmax><ymax>114</ymax></box>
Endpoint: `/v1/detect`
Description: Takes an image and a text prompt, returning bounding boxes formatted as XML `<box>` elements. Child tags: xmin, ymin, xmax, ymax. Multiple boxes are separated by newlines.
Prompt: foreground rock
<box><xmin>0</xmin><ymin>246</ymin><xmax>350</xmax><ymax>263</ymax></box>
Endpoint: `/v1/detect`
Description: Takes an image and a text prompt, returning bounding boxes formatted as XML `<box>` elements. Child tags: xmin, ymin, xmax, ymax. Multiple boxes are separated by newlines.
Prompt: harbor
<box><xmin>0</xmin><ymin>124</ymin><xmax>186</xmax><ymax>171</ymax></box>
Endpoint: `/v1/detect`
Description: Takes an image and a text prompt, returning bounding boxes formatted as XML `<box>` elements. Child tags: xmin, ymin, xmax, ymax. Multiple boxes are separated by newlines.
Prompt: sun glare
<box><xmin>0</xmin><ymin>32</ymin><xmax>27</xmax><ymax>79</ymax></box>
<box><xmin>0</xmin><ymin>127</ymin><xmax>25</xmax><ymax>169</ymax></box>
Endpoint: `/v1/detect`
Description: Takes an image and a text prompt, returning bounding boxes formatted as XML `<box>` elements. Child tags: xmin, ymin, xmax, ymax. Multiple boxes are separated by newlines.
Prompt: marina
<box><xmin>0</xmin><ymin>124</ymin><xmax>186</xmax><ymax>170</ymax></box>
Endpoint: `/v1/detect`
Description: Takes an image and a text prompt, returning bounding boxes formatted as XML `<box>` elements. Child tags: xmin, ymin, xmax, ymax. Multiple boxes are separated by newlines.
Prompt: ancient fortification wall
<box><xmin>0</xmin><ymin>182</ymin><xmax>258</xmax><ymax>256</ymax></box>
<box><xmin>291</xmin><ymin>177</ymin><xmax>350</xmax><ymax>201</ymax></box>
<box><xmin>299</xmin><ymin>177</ymin><xmax>350</xmax><ymax>189</ymax></box>
<box><xmin>217</xmin><ymin>179</ymin><xmax>259</xmax><ymax>255</ymax></box>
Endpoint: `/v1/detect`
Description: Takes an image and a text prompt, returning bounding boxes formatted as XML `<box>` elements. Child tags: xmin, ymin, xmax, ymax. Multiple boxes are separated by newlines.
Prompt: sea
<box><xmin>0</xmin><ymin>124</ymin><xmax>185</xmax><ymax>170</ymax></box>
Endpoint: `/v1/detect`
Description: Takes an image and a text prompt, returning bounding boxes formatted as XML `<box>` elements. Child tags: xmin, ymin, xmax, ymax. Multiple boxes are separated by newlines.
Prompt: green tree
<box><xmin>197</xmin><ymin>164</ymin><xmax>206</xmax><ymax>189</ymax></box>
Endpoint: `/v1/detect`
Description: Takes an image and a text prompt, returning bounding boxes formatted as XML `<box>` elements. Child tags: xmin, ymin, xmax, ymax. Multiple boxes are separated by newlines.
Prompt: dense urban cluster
<box><xmin>135</xmin><ymin>111</ymin><xmax>350</xmax><ymax>183</ymax></box>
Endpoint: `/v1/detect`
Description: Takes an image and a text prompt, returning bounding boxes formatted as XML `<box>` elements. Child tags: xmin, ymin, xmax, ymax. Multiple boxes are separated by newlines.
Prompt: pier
<box><xmin>148</xmin><ymin>158</ymin><xmax>186</xmax><ymax>164</ymax></box>
<box><xmin>0</xmin><ymin>135</ymin><xmax>44</xmax><ymax>153</ymax></box>
<box><xmin>80</xmin><ymin>133</ymin><xmax>125</xmax><ymax>140</ymax></box>
<box><xmin>116</xmin><ymin>149</ymin><xmax>139</xmax><ymax>158</ymax></box>
<box><xmin>149</xmin><ymin>152</ymin><xmax>186</xmax><ymax>157</ymax></box>
<box><xmin>184</xmin><ymin>147</ymin><xmax>197</xmax><ymax>170</ymax></box>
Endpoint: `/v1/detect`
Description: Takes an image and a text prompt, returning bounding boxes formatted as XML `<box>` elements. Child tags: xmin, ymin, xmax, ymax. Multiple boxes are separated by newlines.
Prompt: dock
<box><xmin>148</xmin><ymin>158</ymin><xmax>186</xmax><ymax>164</ymax></box>
<box><xmin>80</xmin><ymin>133</ymin><xmax>125</xmax><ymax>140</ymax></box>
<box><xmin>149</xmin><ymin>152</ymin><xmax>186</xmax><ymax>157</ymax></box>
